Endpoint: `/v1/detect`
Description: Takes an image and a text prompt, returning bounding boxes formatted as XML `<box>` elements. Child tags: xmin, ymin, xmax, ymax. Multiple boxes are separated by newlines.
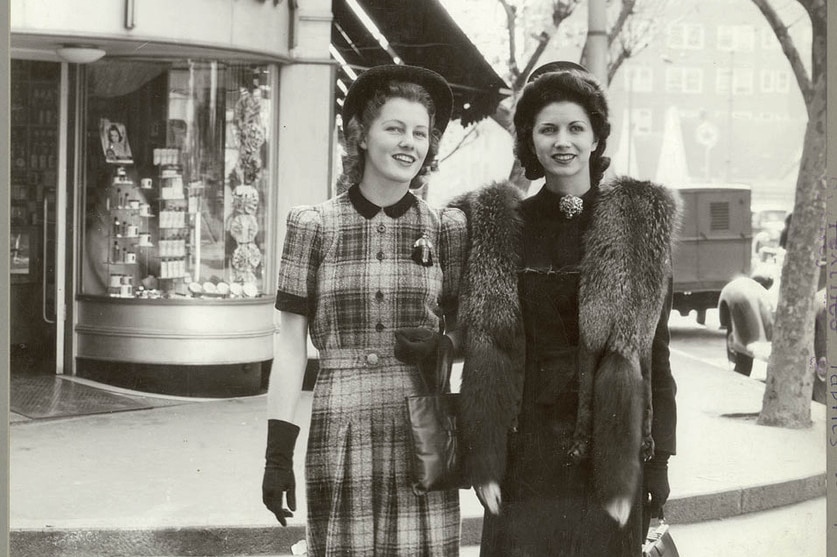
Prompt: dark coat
<box><xmin>449</xmin><ymin>178</ymin><xmax>680</xmax><ymax>490</ymax></box>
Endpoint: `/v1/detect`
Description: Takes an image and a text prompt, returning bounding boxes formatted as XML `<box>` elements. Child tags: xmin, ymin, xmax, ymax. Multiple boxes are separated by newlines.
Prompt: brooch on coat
<box><xmin>412</xmin><ymin>233</ymin><xmax>434</xmax><ymax>267</ymax></box>
<box><xmin>559</xmin><ymin>195</ymin><xmax>584</xmax><ymax>219</ymax></box>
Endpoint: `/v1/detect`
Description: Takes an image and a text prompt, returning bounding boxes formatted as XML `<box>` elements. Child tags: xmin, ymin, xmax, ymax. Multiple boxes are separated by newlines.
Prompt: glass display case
<box><xmin>75</xmin><ymin>59</ymin><xmax>279</xmax><ymax>384</ymax></box>
<box><xmin>82</xmin><ymin>60</ymin><xmax>275</xmax><ymax>301</ymax></box>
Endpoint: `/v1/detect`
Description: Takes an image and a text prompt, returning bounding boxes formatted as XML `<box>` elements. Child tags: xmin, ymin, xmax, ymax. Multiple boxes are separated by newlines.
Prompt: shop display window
<box><xmin>10</xmin><ymin>60</ymin><xmax>60</xmax><ymax>284</ymax></box>
<box><xmin>82</xmin><ymin>60</ymin><xmax>276</xmax><ymax>300</ymax></box>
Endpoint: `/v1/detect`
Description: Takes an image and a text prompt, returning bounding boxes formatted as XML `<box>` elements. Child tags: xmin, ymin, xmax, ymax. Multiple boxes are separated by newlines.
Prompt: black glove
<box><xmin>262</xmin><ymin>419</ymin><xmax>300</xmax><ymax>526</ymax></box>
<box><xmin>643</xmin><ymin>452</ymin><xmax>671</xmax><ymax>520</ymax></box>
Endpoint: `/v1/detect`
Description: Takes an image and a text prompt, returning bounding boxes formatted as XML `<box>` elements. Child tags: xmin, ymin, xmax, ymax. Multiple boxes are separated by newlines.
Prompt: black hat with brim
<box><xmin>341</xmin><ymin>64</ymin><xmax>454</xmax><ymax>135</ymax></box>
<box><xmin>527</xmin><ymin>60</ymin><xmax>592</xmax><ymax>83</ymax></box>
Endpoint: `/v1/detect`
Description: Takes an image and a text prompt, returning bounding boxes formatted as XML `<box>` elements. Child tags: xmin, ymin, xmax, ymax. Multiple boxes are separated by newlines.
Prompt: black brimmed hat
<box><xmin>527</xmin><ymin>60</ymin><xmax>592</xmax><ymax>83</ymax></box>
<box><xmin>341</xmin><ymin>64</ymin><xmax>453</xmax><ymax>135</ymax></box>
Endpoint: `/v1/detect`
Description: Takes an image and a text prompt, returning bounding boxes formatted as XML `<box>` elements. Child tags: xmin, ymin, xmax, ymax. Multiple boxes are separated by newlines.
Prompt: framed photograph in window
<box><xmin>99</xmin><ymin>118</ymin><xmax>134</xmax><ymax>164</ymax></box>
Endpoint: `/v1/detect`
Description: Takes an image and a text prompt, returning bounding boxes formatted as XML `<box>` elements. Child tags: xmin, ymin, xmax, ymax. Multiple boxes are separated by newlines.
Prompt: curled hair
<box><xmin>341</xmin><ymin>81</ymin><xmax>441</xmax><ymax>190</ymax></box>
<box><xmin>513</xmin><ymin>71</ymin><xmax>612</xmax><ymax>186</ymax></box>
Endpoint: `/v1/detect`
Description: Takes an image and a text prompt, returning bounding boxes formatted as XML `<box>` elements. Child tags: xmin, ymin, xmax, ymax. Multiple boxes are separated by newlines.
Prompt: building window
<box><xmin>716</xmin><ymin>68</ymin><xmax>732</xmax><ymax>94</ymax></box>
<box><xmin>666</xmin><ymin>67</ymin><xmax>703</xmax><ymax>93</ymax></box>
<box><xmin>667</xmin><ymin>23</ymin><xmax>704</xmax><ymax>49</ymax></box>
<box><xmin>760</xmin><ymin>69</ymin><xmax>792</xmax><ymax>93</ymax></box>
<box><xmin>760</xmin><ymin>69</ymin><xmax>775</xmax><ymax>92</ymax></box>
<box><xmin>737</xmin><ymin>25</ymin><xmax>755</xmax><ymax>51</ymax></box>
<box><xmin>717</xmin><ymin>24</ymin><xmax>755</xmax><ymax>51</ymax></box>
<box><xmin>82</xmin><ymin>60</ymin><xmax>277</xmax><ymax>300</ymax></box>
<box><xmin>629</xmin><ymin>108</ymin><xmax>653</xmax><ymax>135</ymax></box>
<box><xmin>775</xmin><ymin>70</ymin><xmax>791</xmax><ymax>93</ymax></box>
<box><xmin>717</xmin><ymin>26</ymin><xmax>735</xmax><ymax>51</ymax></box>
<box><xmin>623</xmin><ymin>66</ymin><xmax>653</xmax><ymax>92</ymax></box>
<box><xmin>760</xmin><ymin>28</ymin><xmax>779</xmax><ymax>49</ymax></box>
<box><xmin>732</xmin><ymin>68</ymin><xmax>754</xmax><ymax>94</ymax></box>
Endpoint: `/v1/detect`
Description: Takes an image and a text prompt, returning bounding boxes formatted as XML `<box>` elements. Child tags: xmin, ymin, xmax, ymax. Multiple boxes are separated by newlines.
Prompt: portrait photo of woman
<box><xmin>99</xmin><ymin>118</ymin><xmax>133</xmax><ymax>163</ymax></box>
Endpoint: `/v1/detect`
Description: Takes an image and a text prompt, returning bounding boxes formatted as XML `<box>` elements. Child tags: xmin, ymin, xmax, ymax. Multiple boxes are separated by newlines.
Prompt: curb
<box><xmin>10</xmin><ymin>473</ymin><xmax>825</xmax><ymax>557</ymax></box>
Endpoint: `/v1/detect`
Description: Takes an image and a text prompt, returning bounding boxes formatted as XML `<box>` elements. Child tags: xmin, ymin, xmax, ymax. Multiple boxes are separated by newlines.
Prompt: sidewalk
<box><xmin>9</xmin><ymin>350</ymin><xmax>826</xmax><ymax>557</ymax></box>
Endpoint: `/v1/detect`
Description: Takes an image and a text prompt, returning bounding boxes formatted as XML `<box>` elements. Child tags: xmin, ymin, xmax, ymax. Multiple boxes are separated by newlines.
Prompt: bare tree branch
<box><xmin>513</xmin><ymin>31</ymin><xmax>553</xmax><ymax>90</ymax></box>
<box><xmin>498</xmin><ymin>0</ymin><xmax>521</xmax><ymax>84</ymax></box>
<box><xmin>608</xmin><ymin>0</ymin><xmax>637</xmax><ymax>48</ymax></box>
<box><xmin>750</xmin><ymin>0</ymin><xmax>812</xmax><ymax>104</ymax></box>
<box><xmin>439</xmin><ymin>125</ymin><xmax>480</xmax><ymax>164</ymax></box>
<box><xmin>604</xmin><ymin>0</ymin><xmax>670</xmax><ymax>83</ymax></box>
<box><xmin>608</xmin><ymin>49</ymin><xmax>629</xmax><ymax>83</ymax></box>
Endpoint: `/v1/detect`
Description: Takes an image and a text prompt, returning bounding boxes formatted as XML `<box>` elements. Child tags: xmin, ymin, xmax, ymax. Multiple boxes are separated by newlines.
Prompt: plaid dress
<box><xmin>275</xmin><ymin>185</ymin><xmax>467</xmax><ymax>556</ymax></box>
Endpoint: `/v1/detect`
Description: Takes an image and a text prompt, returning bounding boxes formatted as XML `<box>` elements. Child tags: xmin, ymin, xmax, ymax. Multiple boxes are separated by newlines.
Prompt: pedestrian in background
<box><xmin>450</xmin><ymin>61</ymin><xmax>679</xmax><ymax>556</ymax></box>
<box><xmin>262</xmin><ymin>64</ymin><xmax>467</xmax><ymax>556</ymax></box>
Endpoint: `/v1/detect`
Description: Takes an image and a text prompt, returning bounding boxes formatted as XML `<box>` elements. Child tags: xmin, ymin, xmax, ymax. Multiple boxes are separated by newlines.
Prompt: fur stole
<box><xmin>449</xmin><ymin>177</ymin><xmax>681</xmax><ymax>491</ymax></box>
<box><xmin>448</xmin><ymin>182</ymin><xmax>526</xmax><ymax>485</ymax></box>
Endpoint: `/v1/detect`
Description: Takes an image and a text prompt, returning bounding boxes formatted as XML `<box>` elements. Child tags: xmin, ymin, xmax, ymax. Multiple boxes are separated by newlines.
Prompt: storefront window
<box><xmin>82</xmin><ymin>60</ymin><xmax>275</xmax><ymax>300</ymax></box>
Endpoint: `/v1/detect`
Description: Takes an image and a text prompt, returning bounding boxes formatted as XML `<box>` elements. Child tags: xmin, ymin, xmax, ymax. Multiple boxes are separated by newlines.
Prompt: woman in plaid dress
<box><xmin>262</xmin><ymin>65</ymin><xmax>467</xmax><ymax>556</ymax></box>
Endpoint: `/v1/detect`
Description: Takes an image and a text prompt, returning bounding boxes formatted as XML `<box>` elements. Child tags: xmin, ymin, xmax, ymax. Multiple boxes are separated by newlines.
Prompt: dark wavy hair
<box><xmin>513</xmin><ymin>70</ymin><xmax>611</xmax><ymax>186</ymax></box>
<box><xmin>341</xmin><ymin>81</ymin><xmax>441</xmax><ymax>190</ymax></box>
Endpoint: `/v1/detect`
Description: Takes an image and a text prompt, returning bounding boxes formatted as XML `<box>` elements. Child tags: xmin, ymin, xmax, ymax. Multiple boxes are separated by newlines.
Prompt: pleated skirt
<box><xmin>305</xmin><ymin>348</ymin><xmax>460</xmax><ymax>557</ymax></box>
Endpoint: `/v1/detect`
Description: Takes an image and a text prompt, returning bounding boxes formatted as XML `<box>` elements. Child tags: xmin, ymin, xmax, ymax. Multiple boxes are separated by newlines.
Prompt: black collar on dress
<box><xmin>348</xmin><ymin>184</ymin><xmax>416</xmax><ymax>219</ymax></box>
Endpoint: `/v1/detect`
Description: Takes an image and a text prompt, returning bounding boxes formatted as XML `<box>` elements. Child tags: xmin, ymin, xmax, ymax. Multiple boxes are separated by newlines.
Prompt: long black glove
<box><xmin>262</xmin><ymin>419</ymin><xmax>300</xmax><ymax>526</ymax></box>
<box><xmin>643</xmin><ymin>452</ymin><xmax>671</xmax><ymax>520</ymax></box>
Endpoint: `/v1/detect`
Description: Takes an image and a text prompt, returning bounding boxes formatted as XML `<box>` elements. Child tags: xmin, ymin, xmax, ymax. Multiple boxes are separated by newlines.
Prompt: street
<box><xmin>182</xmin><ymin>497</ymin><xmax>825</xmax><ymax>557</ymax></box>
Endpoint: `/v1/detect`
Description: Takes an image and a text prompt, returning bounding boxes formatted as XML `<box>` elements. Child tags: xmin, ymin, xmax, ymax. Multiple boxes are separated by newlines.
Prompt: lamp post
<box><xmin>725</xmin><ymin>50</ymin><xmax>734</xmax><ymax>182</ymax></box>
<box><xmin>587</xmin><ymin>0</ymin><xmax>608</xmax><ymax>83</ymax></box>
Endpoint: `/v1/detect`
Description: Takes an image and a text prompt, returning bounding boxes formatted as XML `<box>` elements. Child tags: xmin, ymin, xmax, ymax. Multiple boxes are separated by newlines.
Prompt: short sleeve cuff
<box><xmin>275</xmin><ymin>291</ymin><xmax>309</xmax><ymax>316</ymax></box>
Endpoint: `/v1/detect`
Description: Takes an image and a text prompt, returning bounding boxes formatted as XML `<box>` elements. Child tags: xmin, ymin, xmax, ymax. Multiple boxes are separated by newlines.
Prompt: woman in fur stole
<box><xmin>450</xmin><ymin>62</ymin><xmax>680</xmax><ymax>556</ymax></box>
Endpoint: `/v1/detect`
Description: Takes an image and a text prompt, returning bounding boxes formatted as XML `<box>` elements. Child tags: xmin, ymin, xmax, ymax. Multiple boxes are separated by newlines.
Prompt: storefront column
<box><xmin>275</xmin><ymin>62</ymin><xmax>335</xmax><ymax>245</ymax></box>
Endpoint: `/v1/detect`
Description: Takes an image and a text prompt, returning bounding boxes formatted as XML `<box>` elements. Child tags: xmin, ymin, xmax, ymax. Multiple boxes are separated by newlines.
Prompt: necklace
<box><xmin>559</xmin><ymin>194</ymin><xmax>584</xmax><ymax>219</ymax></box>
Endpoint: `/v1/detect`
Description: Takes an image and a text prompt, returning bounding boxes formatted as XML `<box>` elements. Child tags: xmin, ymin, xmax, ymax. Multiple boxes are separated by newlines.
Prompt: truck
<box><xmin>671</xmin><ymin>183</ymin><xmax>752</xmax><ymax>324</ymax></box>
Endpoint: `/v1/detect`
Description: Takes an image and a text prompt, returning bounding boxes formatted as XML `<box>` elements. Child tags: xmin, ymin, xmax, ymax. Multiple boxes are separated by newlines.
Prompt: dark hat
<box><xmin>527</xmin><ymin>60</ymin><xmax>592</xmax><ymax>83</ymax></box>
<box><xmin>341</xmin><ymin>64</ymin><xmax>453</xmax><ymax>135</ymax></box>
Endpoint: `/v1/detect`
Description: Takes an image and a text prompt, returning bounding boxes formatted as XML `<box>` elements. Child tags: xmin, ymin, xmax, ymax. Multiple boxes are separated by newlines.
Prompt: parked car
<box><xmin>751</xmin><ymin>207</ymin><xmax>789</xmax><ymax>253</ymax></box>
<box><xmin>717</xmin><ymin>257</ymin><xmax>827</xmax><ymax>403</ymax></box>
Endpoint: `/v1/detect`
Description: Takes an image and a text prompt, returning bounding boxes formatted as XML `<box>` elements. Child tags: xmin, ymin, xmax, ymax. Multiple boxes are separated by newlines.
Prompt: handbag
<box><xmin>643</xmin><ymin>512</ymin><xmax>680</xmax><ymax>557</ymax></box>
<box><xmin>403</xmin><ymin>333</ymin><xmax>470</xmax><ymax>494</ymax></box>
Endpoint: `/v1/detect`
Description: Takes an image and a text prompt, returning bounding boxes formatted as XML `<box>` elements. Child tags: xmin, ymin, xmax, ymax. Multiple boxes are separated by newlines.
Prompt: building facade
<box><xmin>605</xmin><ymin>0</ymin><xmax>810</xmax><ymax>209</ymax></box>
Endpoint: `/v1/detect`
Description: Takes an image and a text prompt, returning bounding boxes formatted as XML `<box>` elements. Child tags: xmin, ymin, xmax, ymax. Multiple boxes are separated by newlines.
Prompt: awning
<box><xmin>331</xmin><ymin>0</ymin><xmax>510</xmax><ymax>126</ymax></box>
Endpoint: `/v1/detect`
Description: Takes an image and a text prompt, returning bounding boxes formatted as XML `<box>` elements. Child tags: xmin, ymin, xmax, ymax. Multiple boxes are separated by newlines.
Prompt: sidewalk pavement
<box><xmin>9</xmin><ymin>350</ymin><xmax>826</xmax><ymax>557</ymax></box>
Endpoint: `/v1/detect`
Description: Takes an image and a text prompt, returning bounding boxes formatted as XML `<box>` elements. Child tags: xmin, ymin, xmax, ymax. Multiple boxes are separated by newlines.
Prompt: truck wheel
<box><xmin>696</xmin><ymin>309</ymin><xmax>707</xmax><ymax>325</ymax></box>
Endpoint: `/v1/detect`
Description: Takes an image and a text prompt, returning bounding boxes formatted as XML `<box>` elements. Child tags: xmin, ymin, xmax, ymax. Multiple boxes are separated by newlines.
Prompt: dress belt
<box><xmin>318</xmin><ymin>347</ymin><xmax>401</xmax><ymax>369</ymax></box>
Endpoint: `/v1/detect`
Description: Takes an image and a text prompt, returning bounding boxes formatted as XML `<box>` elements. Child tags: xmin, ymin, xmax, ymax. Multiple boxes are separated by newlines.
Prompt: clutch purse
<box><xmin>643</xmin><ymin>518</ymin><xmax>679</xmax><ymax>557</ymax></box>
<box><xmin>401</xmin><ymin>332</ymin><xmax>469</xmax><ymax>494</ymax></box>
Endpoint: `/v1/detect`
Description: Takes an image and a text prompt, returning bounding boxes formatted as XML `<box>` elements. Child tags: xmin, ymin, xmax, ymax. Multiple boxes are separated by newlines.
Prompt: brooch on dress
<box><xmin>559</xmin><ymin>195</ymin><xmax>584</xmax><ymax>219</ymax></box>
<box><xmin>412</xmin><ymin>233</ymin><xmax>434</xmax><ymax>267</ymax></box>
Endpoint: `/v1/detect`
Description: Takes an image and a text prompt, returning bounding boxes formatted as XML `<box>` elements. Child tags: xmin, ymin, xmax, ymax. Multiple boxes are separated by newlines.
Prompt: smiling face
<box><xmin>360</xmin><ymin>97</ymin><xmax>430</xmax><ymax>189</ymax></box>
<box><xmin>532</xmin><ymin>101</ymin><xmax>598</xmax><ymax>194</ymax></box>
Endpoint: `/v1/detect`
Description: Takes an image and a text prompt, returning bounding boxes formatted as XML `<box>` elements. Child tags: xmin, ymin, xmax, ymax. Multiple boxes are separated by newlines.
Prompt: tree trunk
<box><xmin>758</xmin><ymin>70</ymin><xmax>826</xmax><ymax>428</ymax></box>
